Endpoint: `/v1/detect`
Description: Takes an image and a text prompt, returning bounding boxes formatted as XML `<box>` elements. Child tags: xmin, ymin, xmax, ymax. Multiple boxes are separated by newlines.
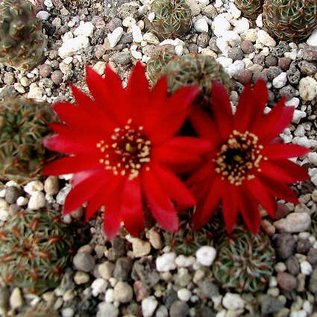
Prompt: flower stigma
<box><xmin>96</xmin><ymin>119</ymin><xmax>151</xmax><ymax>179</ymax></box>
<box><xmin>214</xmin><ymin>130</ymin><xmax>266</xmax><ymax>186</ymax></box>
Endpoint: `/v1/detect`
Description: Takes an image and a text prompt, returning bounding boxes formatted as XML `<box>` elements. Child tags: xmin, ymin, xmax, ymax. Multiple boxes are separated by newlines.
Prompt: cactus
<box><xmin>263</xmin><ymin>0</ymin><xmax>317</xmax><ymax>43</ymax></box>
<box><xmin>146</xmin><ymin>44</ymin><xmax>176</xmax><ymax>85</ymax></box>
<box><xmin>159</xmin><ymin>53</ymin><xmax>232</xmax><ymax>106</ymax></box>
<box><xmin>212</xmin><ymin>227</ymin><xmax>275</xmax><ymax>293</ymax></box>
<box><xmin>0</xmin><ymin>97</ymin><xmax>55</xmax><ymax>183</ymax></box>
<box><xmin>0</xmin><ymin>208</ymin><xmax>74</xmax><ymax>294</ymax></box>
<box><xmin>17</xmin><ymin>303</ymin><xmax>59</xmax><ymax>317</ymax></box>
<box><xmin>149</xmin><ymin>0</ymin><xmax>192</xmax><ymax>40</ymax></box>
<box><xmin>234</xmin><ymin>0</ymin><xmax>264</xmax><ymax>20</ymax></box>
<box><xmin>0</xmin><ymin>0</ymin><xmax>46</xmax><ymax>70</ymax></box>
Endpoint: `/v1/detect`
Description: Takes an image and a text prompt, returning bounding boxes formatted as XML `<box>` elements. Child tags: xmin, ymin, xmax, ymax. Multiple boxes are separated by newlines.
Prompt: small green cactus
<box><xmin>159</xmin><ymin>53</ymin><xmax>232</xmax><ymax>106</ymax></box>
<box><xmin>263</xmin><ymin>0</ymin><xmax>317</xmax><ymax>43</ymax></box>
<box><xmin>0</xmin><ymin>0</ymin><xmax>47</xmax><ymax>70</ymax></box>
<box><xmin>212</xmin><ymin>227</ymin><xmax>275</xmax><ymax>293</ymax></box>
<box><xmin>149</xmin><ymin>0</ymin><xmax>192</xmax><ymax>40</ymax></box>
<box><xmin>234</xmin><ymin>0</ymin><xmax>264</xmax><ymax>20</ymax></box>
<box><xmin>17</xmin><ymin>303</ymin><xmax>59</xmax><ymax>317</ymax></box>
<box><xmin>0</xmin><ymin>208</ymin><xmax>74</xmax><ymax>294</ymax></box>
<box><xmin>146</xmin><ymin>44</ymin><xmax>176</xmax><ymax>85</ymax></box>
<box><xmin>0</xmin><ymin>97</ymin><xmax>55</xmax><ymax>183</ymax></box>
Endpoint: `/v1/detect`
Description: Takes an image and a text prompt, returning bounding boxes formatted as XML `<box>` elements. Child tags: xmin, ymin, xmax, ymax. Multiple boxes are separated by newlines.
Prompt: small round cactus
<box><xmin>0</xmin><ymin>208</ymin><xmax>74</xmax><ymax>294</ymax></box>
<box><xmin>212</xmin><ymin>227</ymin><xmax>275</xmax><ymax>293</ymax></box>
<box><xmin>0</xmin><ymin>0</ymin><xmax>47</xmax><ymax>70</ymax></box>
<box><xmin>263</xmin><ymin>0</ymin><xmax>317</xmax><ymax>43</ymax></box>
<box><xmin>159</xmin><ymin>53</ymin><xmax>232</xmax><ymax>106</ymax></box>
<box><xmin>234</xmin><ymin>0</ymin><xmax>264</xmax><ymax>20</ymax></box>
<box><xmin>149</xmin><ymin>0</ymin><xmax>192</xmax><ymax>40</ymax></box>
<box><xmin>0</xmin><ymin>97</ymin><xmax>55</xmax><ymax>183</ymax></box>
<box><xmin>146</xmin><ymin>44</ymin><xmax>176</xmax><ymax>85</ymax></box>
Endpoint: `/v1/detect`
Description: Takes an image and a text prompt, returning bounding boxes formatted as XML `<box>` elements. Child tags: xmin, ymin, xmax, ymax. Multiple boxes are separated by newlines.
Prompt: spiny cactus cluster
<box><xmin>0</xmin><ymin>208</ymin><xmax>74</xmax><ymax>294</ymax></box>
<box><xmin>262</xmin><ymin>0</ymin><xmax>317</xmax><ymax>43</ymax></box>
<box><xmin>149</xmin><ymin>0</ymin><xmax>192</xmax><ymax>40</ymax></box>
<box><xmin>0</xmin><ymin>97</ymin><xmax>55</xmax><ymax>183</ymax></box>
<box><xmin>234</xmin><ymin>0</ymin><xmax>264</xmax><ymax>20</ymax></box>
<box><xmin>0</xmin><ymin>0</ymin><xmax>46</xmax><ymax>70</ymax></box>
<box><xmin>212</xmin><ymin>227</ymin><xmax>275</xmax><ymax>293</ymax></box>
<box><xmin>17</xmin><ymin>303</ymin><xmax>59</xmax><ymax>317</ymax></box>
<box><xmin>146</xmin><ymin>44</ymin><xmax>176</xmax><ymax>85</ymax></box>
<box><xmin>159</xmin><ymin>54</ymin><xmax>232</xmax><ymax>106</ymax></box>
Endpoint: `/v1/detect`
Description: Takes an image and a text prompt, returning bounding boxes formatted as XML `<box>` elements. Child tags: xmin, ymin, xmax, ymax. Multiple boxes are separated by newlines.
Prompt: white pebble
<box><xmin>141</xmin><ymin>296</ymin><xmax>158</xmax><ymax>317</ymax></box>
<box><xmin>58</xmin><ymin>35</ymin><xmax>89</xmax><ymax>59</ymax></box>
<box><xmin>91</xmin><ymin>278</ymin><xmax>107</xmax><ymax>297</ymax></box>
<box><xmin>299</xmin><ymin>77</ymin><xmax>317</xmax><ymax>101</ymax></box>
<box><xmin>74</xmin><ymin>21</ymin><xmax>94</xmax><ymax>37</ymax></box>
<box><xmin>0</xmin><ymin>199</ymin><xmax>9</xmax><ymax>221</ymax></box>
<box><xmin>257</xmin><ymin>30</ymin><xmax>276</xmax><ymax>47</ymax></box>
<box><xmin>132</xmin><ymin>24</ymin><xmax>143</xmax><ymax>43</ymax></box>
<box><xmin>122</xmin><ymin>17</ymin><xmax>136</xmax><ymax>28</ymax></box>
<box><xmin>175</xmin><ymin>255</ymin><xmax>195</xmax><ymax>267</ymax></box>
<box><xmin>228</xmin><ymin>2</ymin><xmax>241</xmax><ymax>19</ymax></box>
<box><xmin>212</xmin><ymin>15</ymin><xmax>231</xmax><ymax>37</ymax></box>
<box><xmin>308</xmin><ymin>152</ymin><xmax>317</xmax><ymax>165</ymax></box>
<box><xmin>107</xmin><ymin>27</ymin><xmax>124</xmax><ymax>48</ymax></box>
<box><xmin>148</xmin><ymin>12</ymin><xmax>155</xmax><ymax>23</ymax></box>
<box><xmin>62</xmin><ymin>308</ymin><xmax>74</xmax><ymax>317</ymax></box>
<box><xmin>10</xmin><ymin>288</ymin><xmax>23</xmax><ymax>310</ymax></box>
<box><xmin>177</xmin><ymin>288</ymin><xmax>191</xmax><ymax>302</ymax></box>
<box><xmin>292</xmin><ymin>110</ymin><xmax>307</xmax><ymax>124</ymax></box>
<box><xmin>36</xmin><ymin>10</ymin><xmax>49</xmax><ymax>20</ymax></box>
<box><xmin>24</xmin><ymin>180</ymin><xmax>44</xmax><ymax>194</ymax></box>
<box><xmin>222</xmin><ymin>293</ymin><xmax>245</xmax><ymax>310</ymax></box>
<box><xmin>196</xmin><ymin>246</ymin><xmax>216</xmax><ymax>266</ymax></box>
<box><xmin>16</xmin><ymin>196</ymin><xmax>28</xmax><ymax>206</ymax></box>
<box><xmin>232</xmin><ymin>17</ymin><xmax>249</xmax><ymax>34</ymax></box>
<box><xmin>290</xmin><ymin>310</ymin><xmax>307</xmax><ymax>317</ymax></box>
<box><xmin>286</xmin><ymin>97</ymin><xmax>300</xmax><ymax>108</ymax></box>
<box><xmin>274</xmin><ymin>212</ymin><xmax>311</xmax><ymax>233</ymax></box>
<box><xmin>156</xmin><ymin>252</ymin><xmax>176</xmax><ymax>272</ymax></box>
<box><xmin>222</xmin><ymin>30</ymin><xmax>241</xmax><ymax>46</ymax></box>
<box><xmin>303</xmin><ymin>300</ymin><xmax>313</xmax><ymax>314</ymax></box>
<box><xmin>273</xmin><ymin>72</ymin><xmax>287</xmax><ymax>88</ymax></box>
<box><xmin>28</xmin><ymin>191</ymin><xmax>46</xmax><ymax>210</ymax></box>
<box><xmin>300</xmin><ymin>260</ymin><xmax>313</xmax><ymax>275</ymax></box>
<box><xmin>194</xmin><ymin>18</ymin><xmax>209</xmax><ymax>33</ymax></box>
<box><xmin>227</xmin><ymin>60</ymin><xmax>245</xmax><ymax>77</ymax></box>
<box><xmin>175</xmin><ymin>45</ymin><xmax>184</xmax><ymax>56</ymax></box>
<box><xmin>307</xmin><ymin>26</ymin><xmax>317</xmax><ymax>47</ymax></box>
<box><xmin>105</xmin><ymin>288</ymin><xmax>114</xmax><ymax>303</ymax></box>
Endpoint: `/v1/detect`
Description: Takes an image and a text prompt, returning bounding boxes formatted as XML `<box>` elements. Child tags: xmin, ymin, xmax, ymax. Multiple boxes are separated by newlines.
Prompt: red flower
<box><xmin>43</xmin><ymin>62</ymin><xmax>210</xmax><ymax>239</ymax></box>
<box><xmin>189</xmin><ymin>80</ymin><xmax>309</xmax><ymax>234</ymax></box>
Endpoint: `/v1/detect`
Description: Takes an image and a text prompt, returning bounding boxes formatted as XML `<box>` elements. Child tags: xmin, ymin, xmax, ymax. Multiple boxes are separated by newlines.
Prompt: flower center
<box><xmin>214</xmin><ymin>130</ymin><xmax>265</xmax><ymax>186</ymax></box>
<box><xmin>97</xmin><ymin>119</ymin><xmax>151</xmax><ymax>179</ymax></box>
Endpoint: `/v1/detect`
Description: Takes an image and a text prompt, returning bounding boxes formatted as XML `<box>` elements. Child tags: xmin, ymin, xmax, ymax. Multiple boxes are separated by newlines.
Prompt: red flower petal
<box><xmin>263</xmin><ymin>143</ymin><xmax>310</xmax><ymax>159</ymax></box>
<box><xmin>121</xmin><ymin>178</ymin><xmax>144</xmax><ymax>237</ymax></box>
<box><xmin>142</xmin><ymin>171</ymin><xmax>179</xmax><ymax>232</ymax></box>
<box><xmin>245</xmin><ymin>178</ymin><xmax>277</xmax><ymax>218</ymax></box>
<box><xmin>238</xmin><ymin>187</ymin><xmax>261</xmax><ymax>234</ymax></box>
<box><xmin>192</xmin><ymin>176</ymin><xmax>223</xmax><ymax>230</ymax></box>
<box><xmin>251</xmin><ymin>80</ymin><xmax>268</xmax><ymax>120</ymax></box>
<box><xmin>221</xmin><ymin>183</ymin><xmax>239</xmax><ymax>234</ymax></box>
<box><xmin>152</xmin><ymin>164</ymin><xmax>196</xmax><ymax>207</ymax></box>
<box><xmin>260</xmin><ymin>160</ymin><xmax>308</xmax><ymax>183</ymax></box>
<box><xmin>210</xmin><ymin>81</ymin><xmax>233</xmax><ymax>140</ymax></box>
<box><xmin>42</xmin><ymin>155</ymin><xmax>98</xmax><ymax>176</ymax></box>
<box><xmin>103</xmin><ymin>199</ymin><xmax>123</xmax><ymax>240</ymax></box>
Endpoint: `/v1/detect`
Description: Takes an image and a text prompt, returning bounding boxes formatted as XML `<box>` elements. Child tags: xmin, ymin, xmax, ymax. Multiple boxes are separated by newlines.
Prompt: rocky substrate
<box><xmin>0</xmin><ymin>0</ymin><xmax>317</xmax><ymax>316</ymax></box>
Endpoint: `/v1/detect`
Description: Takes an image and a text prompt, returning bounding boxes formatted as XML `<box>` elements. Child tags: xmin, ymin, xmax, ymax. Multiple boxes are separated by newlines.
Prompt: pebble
<box><xmin>290</xmin><ymin>311</ymin><xmax>307</xmax><ymax>317</ymax></box>
<box><xmin>299</xmin><ymin>77</ymin><xmax>317</xmax><ymax>101</ymax></box>
<box><xmin>274</xmin><ymin>233</ymin><xmax>296</xmax><ymax>260</ymax></box>
<box><xmin>277</xmin><ymin>272</ymin><xmax>298</xmax><ymax>291</ymax></box>
<box><xmin>147</xmin><ymin>229</ymin><xmax>162</xmax><ymax>250</ymax></box>
<box><xmin>156</xmin><ymin>253</ymin><xmax>176</xmax><ymax>272</ymax></box>
<box><xmin>156</xmin><ymin>305</ymin><xmax>168</xmax><ymax>317</ymax></box>
<box><xmin>74</xmin><ymin>271</ymin><xmax>90</xmax><ymax>285</ymax></box>
<box><xmin>16</xmin><ymin>196</ymin><xmax>28</xmax><ymax>206</ymax></box>
<box><xmin>97</xmin><ymin>302</ymin><xmax>119</xmax><ymax>317</ymax></box>
<box><xmin>175</xmin><ymin>255</ymin><xmax>195</xmax><ymax>268</ymax></box>
<box><xmin>9</xmin><ymin>288</ymin><xmax>23</xmax><ymax>310</ymax></box>
<box><xmin>300</xmin><ymin>260</ymin><xmax>313</xmax><ymax>275</ymax></box>
<box><xmin>98</xmin><ymin>261</ymin><xmax>115</xmax><ymax>280</ymax></box>
<box><xmin>91</xmin><ymin>278</ymin><xmax>107</xmax><ymax>297</ymax></box>
<box><xmin>142</xmin><ymin>296</ymin><xmax>158</xmax><ymax>317</ymax></box>
<box><xmin>274</xmin><ymin>213</ymin><xmax>311</xmax><ymax>233</ymax></box>
<box><xmin>185</xmin><ymin>0</ymin><xmax>201</xmax><ymax>16</ymax></box>
<box><xmin>272</xmin><ymin>72</ymin><xmax>287</xmax><ymax>88</ymax></box>
<box><xmin>232</xmin><ymin>17</ymin><xmax>249</xmax><ymax>34</ymax></box>
<box><xmin>257</xmin><ymin>30</ymin><xmax>276</xmax><ymax>47</ymax></box>
<box><xmin>27</xmin><ymin>85</ymin><xmax>44</xmax><ymax>101</ymax></box>
<box><xmin>177</xmin><ymin>288</ymin><xmax>191</xmax><ymax>302</ymax></box>
<box><xmin>108</xmin><ymin>27</ymin><xmax>124</xmax><ymax>48</ymax></box>
<box><xmin>132</xmin><ymin>24</ymin><xmax>143</xmax><ymax>43</ymax></box>
<box><xmin>240</xmin><ymin>40</ymin><xmax>254</xmax><ymax>54</ymax></box>
<box><xmin>307</xmin><ymin>27</ymin><xmax>317</xmax><ymax>47</ymax></box>
<box><xmin>62</xmin><ymin>308</ymin><xmax>74</xmax><ymax>317</ymax></box>
<box><xmin>131</xmin><ymin>238</ymin><xmax>151</xmax><ymax>257</ymax></box>
<box><xmin>261</xmin><ymin>295</ymin><xmax>284</xmax><ymax>315</ymax></box>
<box><xmin>74</xmin><ymin>21</ymin><xmax>94</xmax><ymax>37</ymax></box>
<box><xmin>24</xmin><ymin>180</ymin><xmax>43</xmax><ymax>194</ymax></box>
<box><xmin>286</xmin><ymin>256</ymin><xmax>300</xmax><ymax>275</ymax></box>
<box><xmin>222</xmin><ymin>293</ymin><xmax>245</xmax><ymax>310</ymax></box>
<box><xmin>0</xmin><ymin>200</ymin><xmax>10</xmax><ymax>221</ymax></box>
<box><xmin>51</xmin><ymin>70</ymin><xmax>64</xmax><ymax>85</ymax></box>
<box><xmin>307</xmin><ymin>248</ymin><xmax>317</xmax><ymax>265</ymax></box>
<box><xmin>38</xmin><ymin>64</ymin><xmax>53</xmax><ymax>78</ymax></box>
<box><xmin>113</xmin><ymin>257</ymin><xmax>133</xmax><ymax>280</ymax></box>
<box><xmin>27</xmin><ymin>191</ymin><xmax>46</xmax><ymax>210</ymax></box>
<box><xmin>169</xmin><ymin>300</ymin><xmax>189</xmax><ymax>317</ymax></box>
<box><xmin>113</xmin><ymin>281</ymin><xmax>133</xmax><ymax>303</ymax></box>
<box><xmin>212</xmin><ymin>15</ymin><xmax>231</xmax><ymax>37</ymax></box>
<box><xmin>44</xmin><ymin>176</ymin><xmax>59</xmax><ymax>195</ymax></box>
<box><xmin>58</xmin><ymin>36</ymin><xmax>90</xmax><ymax>59</ymax></box>
<box><xmin>73</xmin><ymin>252</ymin><xmax>95</xmax><ymax>272</ymax></box>
<box><xmin>105</xmin><ymin>288</ymin><xmax>114</xmax><ymax>303</ymax></box>
<box><xmin>194</xmin><ymin>18</ymin><xmax>209</xmax><ymax>33</ymax></box>
<box><xmin>4</xmin><ymin>186</ymin><xmax>22</xmax><ymax>204</ymax></box>
<box><xmin>196</xmin><ymin>246</ymin><xmax>216</xmax><ymax>266</ymax></box>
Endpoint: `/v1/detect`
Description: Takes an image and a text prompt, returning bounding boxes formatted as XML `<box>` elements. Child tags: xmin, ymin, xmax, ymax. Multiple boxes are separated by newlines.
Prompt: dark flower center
<box><xmin>97</xmin><ymin>119</ymin><xmax>151</xmax><ymax>179</ymax></box>
<box><xmin>214</xmin><ymin>130</ymin><xmax>265</xmax><ymax>186</ymax></box>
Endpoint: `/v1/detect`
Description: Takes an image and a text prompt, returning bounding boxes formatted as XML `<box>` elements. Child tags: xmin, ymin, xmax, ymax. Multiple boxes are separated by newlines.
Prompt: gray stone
<box><xmin>274</xmin><ymin>233</ymin><xmax>296</xmax><ymax>260</ymax></box>
<box><xmin>163</xmin><ymin>289</ymin><xmax>178</xmax><ymax>309</ymax></box>
<box><xmin>113</xmin><ymin>281</ymin><xmax>133</xmax><ymax>303</ymax></box>
<box><xmin>110</xmin><ymin>52</ymin><xmax>131</xmax><ymax>66</ymax></box>
<box><xmin>73</xmin><ymin>252</ymin><xmax>95</xmax><ymax>272</ymax></box>
<box><xmin>296</xmin><ymin>238</ymin><xmax>311</xmax><ymax>254</ymax></box>
<box><xmin>277</xmin><ymin>272</ymin><xmax>297</xmax><ymax>291</ymax></box>
<box><xmin>286</xmin><ymin>256</ymin><xmax>300</xmax><ymax>275</ymax></box>
<box><xmin>131</xmin><ymin>259</ymin><xmax>160</xmax><ymax>288</ymax></box>
<box><xmin>113</xmin><ymin>257</ymin><xmax>133</xmax><ymax>280</ymax></box>
<box><xmin>240</xmin><ymin>40</ymin><xmax>254</xmax><ymax>54</ymax></box>
<box><xmin>265</xmin><ymin>55</ymin><xmax>278</xmax><ymax>67</ymax></box>
<box><xmin>195</xmin><ymin>305</ymin><xmax>216</xmax><ymax>317</ymax></box>
<box><xmin>198</xmin><ymin>280</ymin><xmax>219</xmax><ymax>299</ymax></box>
<box><xmin>298</xmin><ymin>61</ymin><xmax>317</xmax><ymax>76</ymax></box>
<box><xmin>307</xmin><ymin>248</ymin><xmax>317</xmax><ymax>265</ymax></box>
<box><xmin>170</xmin><ymin>301</ymin><xmax>189</xmax><ymax>317</ymax></box>
<box><xmin>309</xmin><ymin>268</ymin><xmax>317</xmax><ymax>294</ymax></box>
<box><xmin>227</xmin><ymin>47</ymin><xmax>244</xmax><ymax>61</ymax></box>
<box><xmin>3</xmin><ymin>73</ymin><xmax>15</xmax><ymax>85</ymax></box>
<box><xmin>261</xmin><ymin>295</ymin><xmax>284</xmax><ymax>315</ymax></box>
<box><xmin>272</xmin><ymin>42</ymin><xmax>290</xmax><ymax>57</ymax></box>
<box><xmin>51</xmin><ymin>70</ymin><xmax>63</xmax><ymax>85</ymax></box>
<box><xmin>0</xmin><ymin>286</ymin><xmax>9</xmax><ymax>312</ymax></box>
<box><xmin>105</xmin><ymin>18</ymin><xmax>122</xmax><ymax>33</ymax></box>
<box><xmin>5</xmin><ymin>186</ymin><xmax>22</xmax><ymax>204</ymax></box>
<box><xmin>252</xmin><ymin>72</ymin><xmax>268</xmax><ymax>83</ymax></box>
<box><xmin>196</xmin><ymin>32</ymin><xmax>210</xmax><ymax>48</ymax></box>
<box><xmin>278</xmin><ymin>85</ymin><xmax>297</xmax><ymax>100</ymax></box>
<box><xmin>287</xmin><ymin>65</ymin><xmax>301</xmax><ymax>84</ymax></box>
<box><xmin>266</xmin><ymin>66</ymin><xmax>282</xmax><ymax>81</ymax></box>
<box><xmin>278</xmin><ymin>57</ymin><xmax>292</xmax><ymax>71</ymax></box>
<box><xmin>111</xmin><ymin>236</ymin><xmax>126</xmax><ymax>258</ymax></box>
<box><xmin>302</xmin><ymin>44</ymin><xmax>317</xmax><ymax>61</ymax></box>
<box><xmin>38</xmin><ymin>64</ymin><xmax>53</xmax><ymax>78</ymax></box>
<box><xmin>233</xmin><ymin>69</ymin><xmax>253</xmax><ymax>85</ymax></box>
